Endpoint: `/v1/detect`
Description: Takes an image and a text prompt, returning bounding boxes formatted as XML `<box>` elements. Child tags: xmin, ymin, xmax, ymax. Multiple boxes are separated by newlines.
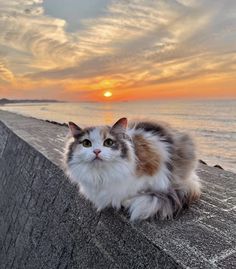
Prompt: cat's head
<box><xmin>66</xmin><ymin>118</ymin><xmax>132</xmax><ymax>167</ymax></box>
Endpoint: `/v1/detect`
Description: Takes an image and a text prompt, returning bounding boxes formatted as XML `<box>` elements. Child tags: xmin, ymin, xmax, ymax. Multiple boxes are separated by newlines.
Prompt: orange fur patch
<box><xmin>133</xmin><ymin>134</ymin><xmax>161</xmax><ymax>177</ymax></box>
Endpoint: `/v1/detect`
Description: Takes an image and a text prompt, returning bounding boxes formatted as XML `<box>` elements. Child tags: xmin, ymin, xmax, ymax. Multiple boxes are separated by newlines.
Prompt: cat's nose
<box><xmin>93</xmin><ymin>149</ymin><xmax>101</xmax><ymax>156</ymax></box>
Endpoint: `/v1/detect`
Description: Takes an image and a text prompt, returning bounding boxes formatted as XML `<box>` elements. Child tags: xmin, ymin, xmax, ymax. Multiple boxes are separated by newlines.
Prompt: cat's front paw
<box><xmin>95</xmin><ymin>201</ymin><xmax>110</xmax><ymax>212</ymax></box>
<box><xmin>96</xmin><ymin>199</ymin><xmax>121</xmax><ymax>211</ymax></box>
<box><xmin>94</xmin><ymin>194</ymin><xmax>121</xmax><ymax>212</ymax></box>
<box><xmin>111</xmin><ymin>200</ymin><xmax>122</xmax><ymax>210</ymax></box>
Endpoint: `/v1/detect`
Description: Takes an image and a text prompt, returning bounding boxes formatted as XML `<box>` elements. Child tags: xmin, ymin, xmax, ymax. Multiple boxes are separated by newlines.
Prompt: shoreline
<box><xmin>0</xmin><ymin>98</ymin><xmax>64</xmax><ymax>105</ymax></box>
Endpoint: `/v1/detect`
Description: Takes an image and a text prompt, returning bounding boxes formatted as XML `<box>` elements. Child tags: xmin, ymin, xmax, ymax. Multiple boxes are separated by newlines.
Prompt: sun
<box><xmin>103</xmin><ymin>91</ymin><xmax>113</xmax><ymax>98</ymax></box>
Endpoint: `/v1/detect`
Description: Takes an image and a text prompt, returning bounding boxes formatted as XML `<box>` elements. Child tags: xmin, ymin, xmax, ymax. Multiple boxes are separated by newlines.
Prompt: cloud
<box><xmin>0</xmin><ymin>0</ymin><xmax>236</xmax><ymax>99</ymax></box>
<box><xmin>0</xmin><ymin>0</ymin><xmax>81</xmax><ymax>74</ymax></box>
<box><xmin>0</xmin><ymin>61</ymin><xmax>14</xmax><ymax>82</ymax></box>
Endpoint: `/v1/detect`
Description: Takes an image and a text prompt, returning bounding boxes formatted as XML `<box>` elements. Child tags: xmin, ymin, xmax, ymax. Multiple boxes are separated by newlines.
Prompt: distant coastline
<box><xmin>0</xmin><ymin>98</ymin><xmax>64</xmax><ymax>105</ymax></box>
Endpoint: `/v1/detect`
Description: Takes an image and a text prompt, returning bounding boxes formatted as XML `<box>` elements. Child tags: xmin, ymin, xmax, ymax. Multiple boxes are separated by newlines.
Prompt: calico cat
<box><xmin>64</xmin><ymin>118</ymin><xmax>201</xmax><ymax>221</ymax></box>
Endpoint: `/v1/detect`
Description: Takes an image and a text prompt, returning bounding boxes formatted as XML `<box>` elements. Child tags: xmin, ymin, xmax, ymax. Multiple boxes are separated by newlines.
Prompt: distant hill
<box><xmin>0</xmin><ymin>98</ymin><xmax>62</xmax><ymax>105</ymax></box>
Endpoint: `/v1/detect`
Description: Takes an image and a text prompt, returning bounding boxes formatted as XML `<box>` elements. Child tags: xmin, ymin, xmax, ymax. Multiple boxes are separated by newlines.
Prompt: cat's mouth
<box><xmin>92</xmin><ymin>156</ymin><xmax>103</xmax><ymax>162</ymax></box>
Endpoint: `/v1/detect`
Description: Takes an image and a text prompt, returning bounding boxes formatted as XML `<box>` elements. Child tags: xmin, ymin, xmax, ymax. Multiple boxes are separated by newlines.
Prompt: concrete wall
<box><xmin>0</xmin><ymin>121</ymin><xmax>179</xmax><ymax>268</ymax></box>
<box><xmin>0</xmin><ymin>111</ymin><xmax>236</xmax><ymax>268</ymax></box>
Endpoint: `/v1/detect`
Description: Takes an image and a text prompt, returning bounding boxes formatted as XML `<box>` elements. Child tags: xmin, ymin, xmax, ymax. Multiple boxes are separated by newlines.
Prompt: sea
<box><xmin>1</xmin><ymin>99</ymin><xmax>235</xmax><ymax>173</ymax></box>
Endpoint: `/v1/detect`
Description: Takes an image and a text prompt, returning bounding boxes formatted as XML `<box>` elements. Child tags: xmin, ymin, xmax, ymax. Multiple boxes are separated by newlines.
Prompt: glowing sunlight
<box><xmin>103</xmin><ymin>91</ymin><xmax>113</xmax><ymax>98</ymax></box>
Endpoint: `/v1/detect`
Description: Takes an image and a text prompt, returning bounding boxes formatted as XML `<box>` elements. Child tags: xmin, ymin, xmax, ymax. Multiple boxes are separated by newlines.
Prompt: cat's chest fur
<box><xmin>73</xmin><ymin>158</ymin><xmax>143</xmax><ymax>209</ymax></box>
<box><xmin>73</xmin><ymin>149</ymin><xmax>170</xmax><ymax>210</ymax></box>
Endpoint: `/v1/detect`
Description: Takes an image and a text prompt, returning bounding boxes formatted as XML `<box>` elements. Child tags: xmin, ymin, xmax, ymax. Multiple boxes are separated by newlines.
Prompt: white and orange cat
<box><xmin>64</xmin><ymin>118</ymin><xmax>201</xmax><ymax>221</ymax></box>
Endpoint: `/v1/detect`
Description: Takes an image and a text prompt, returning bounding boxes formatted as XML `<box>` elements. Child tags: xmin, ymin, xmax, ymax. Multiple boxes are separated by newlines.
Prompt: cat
<box><xmin>64</xmin><ymin>117</ymin><xmax>201</xmax><ymax>221</ymax></box>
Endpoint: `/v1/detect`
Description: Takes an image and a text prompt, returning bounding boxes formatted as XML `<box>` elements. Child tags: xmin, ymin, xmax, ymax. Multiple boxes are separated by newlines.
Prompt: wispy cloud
<box><xmin>0</xmin><ymin>61</ymin><xmax>14</xmax><ymax>82</ymax></box>
<box><xmin>0</xmin><ymin>0</ymin><xmax>236</xmax><ymax>100</ymax></box>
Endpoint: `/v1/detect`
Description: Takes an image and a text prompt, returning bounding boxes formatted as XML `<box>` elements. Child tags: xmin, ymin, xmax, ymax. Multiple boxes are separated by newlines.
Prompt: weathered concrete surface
<box><xmin>0</xmin><ymin>110</ymin><xmax>236</xmax><ymax>269</ymax></box>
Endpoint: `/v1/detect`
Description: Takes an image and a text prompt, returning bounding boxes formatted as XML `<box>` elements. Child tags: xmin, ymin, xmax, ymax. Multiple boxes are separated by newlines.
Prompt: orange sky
<box><xmin>0</xmin><ymin>0</ymin><xmax>236</xmax><ymax>102</ymax></box>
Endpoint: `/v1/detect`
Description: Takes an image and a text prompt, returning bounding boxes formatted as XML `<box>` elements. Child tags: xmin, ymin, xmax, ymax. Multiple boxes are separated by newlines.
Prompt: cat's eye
<box><xmin>103</xmin><ymin>138</ymin><xmax>114</xmax><ymax>147</ymax></box>
<box><xmin>82</xmin><ymin>139</ymin><xmax>92</xmax><ymax>147</ymax></box>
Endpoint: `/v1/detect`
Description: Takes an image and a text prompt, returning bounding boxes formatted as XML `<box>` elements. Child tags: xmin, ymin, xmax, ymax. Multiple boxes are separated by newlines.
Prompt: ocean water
<box><xmin>1</xmin><ymin>99</ymin><xmax>235</xmax><ymax>173</ymax></box>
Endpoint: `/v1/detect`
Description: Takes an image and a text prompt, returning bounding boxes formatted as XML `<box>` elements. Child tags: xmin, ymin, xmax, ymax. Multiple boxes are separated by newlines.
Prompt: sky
<box><xmin>0</xmin><ymin>0</ymin><xmax>236</xmax><ymax>101</ymax></box>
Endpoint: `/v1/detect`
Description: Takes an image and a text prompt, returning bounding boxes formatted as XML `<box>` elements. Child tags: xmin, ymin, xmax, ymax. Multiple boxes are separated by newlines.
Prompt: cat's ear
<box><xmin>68</xmin><ymin>122</ymin><xmax>82</xmax><ymax>137</ymax></box>
<box><xmin>111</xmin><ymin>118</ymin><xmax>127</xmax><ymax>133</ymax></box>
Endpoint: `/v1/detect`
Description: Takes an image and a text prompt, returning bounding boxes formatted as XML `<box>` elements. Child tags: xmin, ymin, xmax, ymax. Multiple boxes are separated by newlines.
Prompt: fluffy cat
<box><xmin>64</xmin><ymin>118</ymin><xmax>201</xmax><ymax>221</ymax></box>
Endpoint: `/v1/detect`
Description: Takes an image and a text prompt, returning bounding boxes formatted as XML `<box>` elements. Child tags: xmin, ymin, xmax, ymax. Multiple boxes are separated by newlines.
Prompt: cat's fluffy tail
<box><xmin>126</xmin><ymin>174</ymin><xmax>201</xmax><ymax>221</ymax></box>
<box><xmin>127</xmin><ymin>190</ymin><xmax>180</xmax><ymax>221</ymax></box>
